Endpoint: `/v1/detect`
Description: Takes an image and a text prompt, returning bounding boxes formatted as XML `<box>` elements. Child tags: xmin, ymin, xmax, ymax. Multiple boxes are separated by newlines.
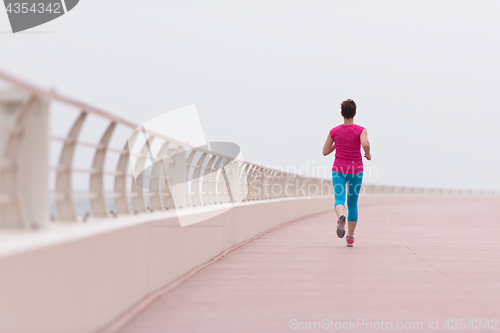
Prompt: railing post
<box><xmin>191</xmin><ymin>152</ymin><xmax>208</xmax><ymax>206</ymax></box>
<box><xmin>226</xmin><ymin>161</ymin><xmax>241</xmax><ymax>202</ymax></box>
<box><xmin>114</xmin><ymin>130</ymin><xmax>139</xmax><ymax>215</ymax></box>
<box><xmin>89</xmin><ymin>121</ymin><xmax>116</xmax><ymax>217</ymax></box>
<box><xmin>131</xmin><ymin>135</ymin><xmax>155</xmax><ymax>212</ymax></box>
<box><xmin>55</xmin><ymin>111</ymin><xmax>87</xmax><ymax>221</ymax></box>
<box><xmin>149</xmin><ymin>140</ymin><xmax>171</xmax><ymax>210</ymax></box>
<box><xmin>211</xmin><ymin>157</ymin><xmax>224</xmax><ymax>204</ymax></box>
<box><xmin>200</xmin><ymin>154</ymin><xmax>214</xmax><ymax>205</ymax></box>
<box><xmin>185</xmin><ymin>150</ymin><xmax>198</xmax><ymax>207</ymax></box>
<box><xmin>239</xmin><ymin>163</ymin><xmax>250</xmax><ymax>201</ymax></box>
<box><xmin>169</xmin><ymin>147</ymin><xmax>187</xmax><ymax>209</ymax></box>
<box><xmin>0</xmin><ymin>92</ymin><xmax>49</xmax><ymax>229</ymax></box>
<box><xmin>220</xmin><ymin>159</ymin><xmax>233</xmax><ymax>203</ymax></box>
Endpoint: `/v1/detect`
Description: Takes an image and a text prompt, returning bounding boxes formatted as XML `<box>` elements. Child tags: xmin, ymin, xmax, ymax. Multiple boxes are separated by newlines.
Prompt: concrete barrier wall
<box><xmin>0</xmin><ymin>196</ymin><xmax>334</xmax><ymax>333</ymax></box>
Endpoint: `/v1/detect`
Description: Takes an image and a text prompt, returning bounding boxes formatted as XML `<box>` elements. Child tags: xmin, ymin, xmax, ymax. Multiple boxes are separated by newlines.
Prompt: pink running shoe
<box><xmin>346</xmin><ymin>235</ymin><xmax>354</xmax><ymax>247</ymax></box>
<box><xmin>336</xmin><ymin>215</ymin><xmax>346</xmax><ymax>238</ymax></box>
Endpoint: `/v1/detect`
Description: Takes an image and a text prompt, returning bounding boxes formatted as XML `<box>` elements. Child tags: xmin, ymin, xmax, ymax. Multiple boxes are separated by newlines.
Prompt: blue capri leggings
<box><xmin>332</xmin><ymin>171</ymin><xmax>363</xmax><ymax>222</ymax></box>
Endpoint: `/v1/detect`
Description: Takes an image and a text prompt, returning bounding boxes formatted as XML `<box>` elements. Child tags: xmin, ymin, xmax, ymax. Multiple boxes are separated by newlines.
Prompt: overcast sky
<box><xmin>1</xmin><ymin>0</ymin><xmax>499</xmax><ymax>191</ymax></box>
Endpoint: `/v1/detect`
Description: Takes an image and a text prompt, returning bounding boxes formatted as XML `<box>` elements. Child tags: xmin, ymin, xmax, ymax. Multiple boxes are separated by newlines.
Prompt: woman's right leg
<box><xmin>332</xmin><ymin>171</ymin><xmax>347</xmax><ymax>238</ymax></box>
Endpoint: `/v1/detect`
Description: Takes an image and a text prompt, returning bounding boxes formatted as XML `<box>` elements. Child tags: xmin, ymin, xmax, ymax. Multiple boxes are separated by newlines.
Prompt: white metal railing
<box><xmin>0</xmin><ymin>69</ymin><xmax>496</xmax><ymax>229</ymax></box>
<box><xmin>0</xmin><ymin>69</ymin><xmax>334</xmax><ymax>229</ymax></box>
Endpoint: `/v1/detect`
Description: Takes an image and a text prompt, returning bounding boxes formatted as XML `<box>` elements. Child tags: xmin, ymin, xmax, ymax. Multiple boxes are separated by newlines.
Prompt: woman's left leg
<box><xmin>346</xmin><ymin>172</ymin><xmax>363</xmax><ymax>238</ymax></box>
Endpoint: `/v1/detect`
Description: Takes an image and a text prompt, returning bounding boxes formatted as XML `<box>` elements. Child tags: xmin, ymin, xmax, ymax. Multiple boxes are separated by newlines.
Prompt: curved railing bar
<box><xmin>131</xmin><ymin>136</ymin><xmax>156</xmax><ymax>213</ymax></box>
<box><xmin>89</xmin><ymin>121</ymin><xmax>116</xmax><ymax>217</ymax></box>
<box><xmin>113</xmin><ymin>130</ymin><xmax>139</xmax><ymax>214</ymax></box>
<box><xmin>55</xmin><ymin>111</ymin><xmax>87</xmax><ymax>221</ymax></box>
<box><xmin>148</xmin><ymin>140</ymin><xmax>171</xmax><ymax>211</ymax></box>
<box><xmin>191</xmin><ymin>152</ymin><xmax>208</xmax><ymax>206</ymax></box>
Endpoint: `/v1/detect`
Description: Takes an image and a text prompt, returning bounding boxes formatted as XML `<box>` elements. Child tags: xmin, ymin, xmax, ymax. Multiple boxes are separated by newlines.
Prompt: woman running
<box><xmin>322</xmin><ymin>99</ymin><xmax>371</xmax><ymax>247</ymax></box>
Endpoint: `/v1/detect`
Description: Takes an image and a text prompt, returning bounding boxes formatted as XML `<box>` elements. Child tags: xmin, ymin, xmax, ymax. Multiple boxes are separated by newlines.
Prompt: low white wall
<box><xmin>0</xmin><ymin>196</ymin><xmax>334</xmax><ymax>333</ymax></box>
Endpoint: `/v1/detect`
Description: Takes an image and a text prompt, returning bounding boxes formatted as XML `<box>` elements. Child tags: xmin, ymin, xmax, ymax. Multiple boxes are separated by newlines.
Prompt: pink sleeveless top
<box><xmin>329</xmin><ymin>124</ymin><xmax>365</xmax><ymax>174</ymax></box>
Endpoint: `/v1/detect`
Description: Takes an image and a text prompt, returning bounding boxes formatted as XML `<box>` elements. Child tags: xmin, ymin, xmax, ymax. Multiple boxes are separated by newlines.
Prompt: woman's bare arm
<box><xmin>360</xmin><ymin>129</ymin><xmax>371</xmax><ymax>160</ymax></box>
<box><xmin>322</xmin><ymin>133</ymin><xmax>336</xmax><ymax>156</ymax></box>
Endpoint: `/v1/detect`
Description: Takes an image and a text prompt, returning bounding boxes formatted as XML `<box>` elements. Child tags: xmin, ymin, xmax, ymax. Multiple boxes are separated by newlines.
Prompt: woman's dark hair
<box><xmin>341</xmin><ymin>99</ymin><xmax>356</xmax><ymax>119</ymax></box>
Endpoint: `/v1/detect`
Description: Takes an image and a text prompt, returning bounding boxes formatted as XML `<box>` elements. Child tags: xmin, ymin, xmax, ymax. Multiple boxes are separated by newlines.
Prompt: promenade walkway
<box><xmin>118</xmin><ymin>195</ymin><xmax>500</xmax><ymax>333</ymax></box>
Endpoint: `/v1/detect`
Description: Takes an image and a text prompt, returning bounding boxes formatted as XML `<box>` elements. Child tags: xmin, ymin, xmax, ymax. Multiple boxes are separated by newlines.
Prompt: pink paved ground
<box><xmin>119</xmin><ymin>196</ymin><xmax>500</xmax><ymax>333</ymax></box>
